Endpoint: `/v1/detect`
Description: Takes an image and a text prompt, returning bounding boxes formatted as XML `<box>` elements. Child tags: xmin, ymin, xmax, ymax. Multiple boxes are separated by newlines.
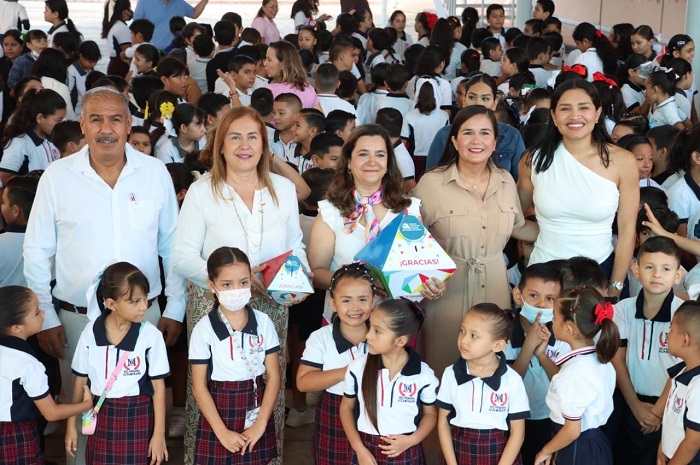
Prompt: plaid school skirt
<box><xmin>195</xmin><ymin>378</ymin><xmax>277</xmax><ymax>465</ymax></box>
<box><xmin>352</xmin><ymin>431</ymin><xmax>426</xmax><ymax>465</ymax></box>
<box><xmin>451</xmin><ymin>426</ymin><xmax>522</xmax><ymax>465</ymax></box>
<box><xmin>0</xmin><ymin>419</ymin><xmax>44</xmax><ymax>465</ymax></box>
<box><xmin>86</xmin><ymin>394</ymin><xmax>153</xmax><ymax>465</ymax></box>
<box><xmin>312</xmin><ymin>391</ymin><xmax>353</xmax><ymax>465</ymax></box>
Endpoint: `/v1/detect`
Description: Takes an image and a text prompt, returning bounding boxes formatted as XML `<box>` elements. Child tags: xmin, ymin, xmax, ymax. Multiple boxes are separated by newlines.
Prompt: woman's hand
<box><xmin>420</xmin><ymin>277</ymin><xmax>446</xmax><ymax>300</ymax></box>
<box><xmin>251</xmin><ymin>263</ymin><xmax>268</xmax><ymax>291</ymax></box>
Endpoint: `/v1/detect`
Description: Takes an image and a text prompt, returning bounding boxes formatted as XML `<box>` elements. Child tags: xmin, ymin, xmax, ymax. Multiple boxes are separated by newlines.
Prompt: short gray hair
<box><xmin>81</xmin><ymin>86</ymin><xmax>130</xmax><ymax>119</ymax></box>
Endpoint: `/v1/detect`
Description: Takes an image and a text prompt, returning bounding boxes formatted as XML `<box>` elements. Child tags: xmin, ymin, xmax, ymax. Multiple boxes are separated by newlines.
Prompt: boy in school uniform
<box><xmin>123</xmin><ymin>19</ymin><xmax>155</xmax><ymax>81</ymax></box>
<box><xmin>526</xmin><ymin>37</ymin><xmax>553</xmax><ymax>89</ymax></box>
<box><xmin>308</xmin><ymin>132</ymin><xmax>343</xmax><ymax>170</ymax></box>
<box><xmin>197</xmin><ymin>92</ymin><xmax>231</xmax><ymax>130</ymax></box>
<box><xmin>50</xmin><ymin>120</ymin><xmax>85</xmax><ymax>158</ymax></box>
<box><xmin>504</xmin><ymin>262</ymin><xmax>568</xmax><ymax>465</ymax></box>
<box><xmin>479</xmin><ymin>37</ymin><xmax>504</xmax><ymax>77</ymax></box>
<box><xmin>290</xmin><ymin>108</ymin><xmax>325</xmax><ymax>174</ymax></box>
<box><xmin>612</xmin><ymin>236</ymin><xmax>686</xmax><ymax>465</ymax></box>
<box><xmin>376</xmin><ymin>64</ymin><xmax>412</xmax><ymax>117</ymax></box>
<box><xmin>325</xmin><ymin>109</ymin><xmax>356</xmax><ymax>142</ymax></box>
<box><xmin>659</xmin><ymin>302</ymin><xmax>700</xmax><ymax>465</ymax></box>
<box><xmin>355</xmin><ymin>63</ymin><xmax>389</xmax><ymax>125</ymax></box>
<box><xmin>314</xmin><ymin>63</ymin><xmax>357</xmax><ymax>117</ymax></box>
<box><xmin>0</xmin><ymin>175</ymin><xmax>38</xmax><ymax>286</ymax></box>
<box><xmin>269</xmin><ymin>93</ymin><xmax>301</xmax><ymax>164</ymax></box>
<box><xmin>214</xmin><ymin>54</ymin><xmax>256</xmax><ymax>107</ymax></box>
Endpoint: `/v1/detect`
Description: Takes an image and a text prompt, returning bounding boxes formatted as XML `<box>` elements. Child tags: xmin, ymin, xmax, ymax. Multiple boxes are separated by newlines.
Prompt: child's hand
<box><xmin>656</xmin><ymin>442</ymin><xmax>669</xmax><ymax>465</ymax></box>
<box><xmin>241</xmin><ymin>422</ymin><xmax>266</xmax><ymax>455</ymax></box>
<box><xmin>216</xmin><ymin>69</ymin><xmax>237</xmax><ymax>92</ymax></box>
<box><xmin>65</xmin><ymin>426</ymin><xmax>78</xmax><ymax>458</ymax></box>
<box><xmin>356</xmin><ymin>446</ymin><xmax>379</xmax><ymax>465</ymax></box>
<box><xmin>148</xmin><ymin>434</ymin><xmax>168</xmax><ymax>465</ymax></box>
<box><xmin>634</xmin><ymin>401</ymin><xmax>662</xmax><ymax>431</ymax></box>
<box><xmin>216</xmin><ymin>429</ymin><xmax>249</xmax><ymax>453</ymax></box>
<box><xmin>379</xmin><ymin>434</ymin><xmax>416</xmax><ymax>457</ymax></box>
<box><xmin>523</xmin><ymin>312</ymin><xmax>544</xmax><ymax>353</ymax></box>
<box><xmin>534</xmin><ymin>450</ymin><xmax>552</xmax><ymax>465</ymax></box>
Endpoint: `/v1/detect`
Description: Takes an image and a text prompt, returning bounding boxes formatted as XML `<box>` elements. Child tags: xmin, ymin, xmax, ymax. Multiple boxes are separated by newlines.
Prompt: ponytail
<box><xmin>361</xmin><ymin>299</ymin><xmax>425</xmax><ymax>431</ymax></box>
<box><xmin>572</xmin><ymin>22</ymin><xmax>618</xmax><ymax>76</ymax></box>
<box><xmin>596</xmin><ymin>318</ymin><xmax>619</xmax><ymax>364</ymax></box>
<box><xmin>415</xmin><ymin>78</ymin><xmax>437</xmax><ymax>115</ymax></box>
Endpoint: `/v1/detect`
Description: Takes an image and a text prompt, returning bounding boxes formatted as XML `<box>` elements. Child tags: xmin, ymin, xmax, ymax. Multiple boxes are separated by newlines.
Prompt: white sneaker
<box><xmin>168</xmin><ymin>407</ymin><xmax>186</xmax><ymax>438</ymax></box>
<box><xmin>285</xmin><ymin>407</ymin><xmax>315</xmax><ymax>428</ymax></box>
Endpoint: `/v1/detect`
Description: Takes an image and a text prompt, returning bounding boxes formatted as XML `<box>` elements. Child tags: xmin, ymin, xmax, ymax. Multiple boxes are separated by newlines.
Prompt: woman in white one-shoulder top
<box><xmin>517</xmin><ymin>79</ymin><xmax>639</xmax><ymax>300</ymax></box>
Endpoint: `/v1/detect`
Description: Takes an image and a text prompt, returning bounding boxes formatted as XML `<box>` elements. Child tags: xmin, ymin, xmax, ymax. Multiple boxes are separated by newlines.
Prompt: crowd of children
<box><xmin>2</xmin><ymin>0</ymin><xmax>700</xmax><ymax>464</ymax></box>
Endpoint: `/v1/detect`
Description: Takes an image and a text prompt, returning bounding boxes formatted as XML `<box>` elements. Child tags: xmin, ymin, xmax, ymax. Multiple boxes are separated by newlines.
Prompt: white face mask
<box><xmin>216</xmin><ymin>287</ymin><xmax>251</xmax><ymax>311</ymax></box>
<box><xmin>30</xmin><ymin>49</ymin><xmax>41</xmax><ymax>58</ymax></box>
<box><xmin>520</xmin><ymin>301</ymin><xmax>554</xmax><ymax>324</ymax></box>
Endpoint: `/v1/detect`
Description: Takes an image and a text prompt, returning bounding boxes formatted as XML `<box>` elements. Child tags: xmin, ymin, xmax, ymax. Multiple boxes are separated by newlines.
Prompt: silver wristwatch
<box><xmin>608</xmin><ymin>280</ymin><xmax>624</xmax><ymax>291</ymax></box>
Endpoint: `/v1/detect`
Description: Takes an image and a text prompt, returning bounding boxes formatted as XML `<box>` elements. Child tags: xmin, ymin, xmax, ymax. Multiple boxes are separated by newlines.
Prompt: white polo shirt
<box><xmin>155</xmin><ymin>136</ymin><xmax>206</xmax><ymax>164</ymax></box>
<box><xmin>662</xmin><ymin>362</ymin><xmax>700</xmax><ymax>459</ymax></box>
<box><xmin>436</xmin><ymin>355</ymin><xmax>530</xmax><ymax>430</ymax></box>
<box><xmin>318</xmin><ymin>94</ymin><xmax>357</xmax><ymax>117</ymax></box>
<box><xmin>668</xmin><ymin>172</ymin><xmax>700</xmax><ymax>222</ymax></box>
<box><xmin>405</xmin><ymin>108</ymin><xmax>450</xmax><ymax>157</ymax></box>
<box><xmin>269</xmin><ymin>128</ymin><xmax>298</xmax><ymax>166</ymax></box>
<box><xmin>546</xmin><ymin>346</ymin><xmax>615</xmax><ymax>431</ymax></box>
<box><xmin>300</xmin><ymin>318</ymin><xmax>368</xmax><ymax>395</ymax></box>
<box><xmin>574</xmin><ymin>48</ymin><xmax>604</xmax><ymax>82</ymax></box>
<box><xmin>621</xmin><ymin>81</ymin><xmax>645</xmax><ymax>112</ymax></box>
<box><xmin>343</xmin><ymin>349</ymin><xmax>438</xmax><ymax>435</ymax></box>
<box><xmin>614</xmin><ymin>292</ymin><xmax>682</xmax><ymax>397</ymax></box>
<box><xmin>0</xmin><ymin>225</ymin><xmax>26</xmax><ymax>286</ymax></box>
<box><xmin>189</xmin><ymin>305</ymin><xmax>280</xmax><ymax>382</ymax></box>
<box><xmin>393</xmin><ymin>141</ymin><xmax>415</xmax><ymax>180</ymax></box>
<box><xmin>71</xmin><ymin>317</ymin><xmax>169</xmax><ymax>398</ymax></box>
<box><xmin>356</xmin><ymin>89</ymin><xmax>387</xmax><ymax>125</ymax></box>
<box><xmin>651</xmin><ymin>96</ymin><xmax>684</xmax><ymax>128</ymax></box>
<box><xmin>0</xmin><ymin>132</ymin><xmax>60</xmax><ymax>176</ymax></box>
<box><xmin>0</xmin><ymin>336</ymin><xmax>50</xmax><ymax>421</ymax></box>
<box><xmin>504</xmin><ymin>316</ymin><xmax>570</xmax><ymax>420</ymax></box>
<box><xmin>23</xmin><ymin>144</ymin><xmax>185</xmax><ymax>328</ymax></box>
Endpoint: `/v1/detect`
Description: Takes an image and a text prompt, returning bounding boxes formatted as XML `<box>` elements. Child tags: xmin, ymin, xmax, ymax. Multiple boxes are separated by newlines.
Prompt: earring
<box><xmin>347</xmin><ymin>168</ymin><xmax>351</xmax><ymax>173</ymax></box>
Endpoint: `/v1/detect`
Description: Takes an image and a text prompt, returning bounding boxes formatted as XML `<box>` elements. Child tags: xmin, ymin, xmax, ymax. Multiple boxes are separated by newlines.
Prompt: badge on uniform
<box><xmin>244</xmin><ymin>406</ymin><xmax>261</xmax><ymax>429</ymax></box>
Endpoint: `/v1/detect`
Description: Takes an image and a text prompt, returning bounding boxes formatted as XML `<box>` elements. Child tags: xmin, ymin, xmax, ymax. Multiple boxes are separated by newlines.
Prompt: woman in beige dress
<box><xmin>414</xmin><ymin>106</ymin><xmax>538</xmax><ymax>375</ymax></box>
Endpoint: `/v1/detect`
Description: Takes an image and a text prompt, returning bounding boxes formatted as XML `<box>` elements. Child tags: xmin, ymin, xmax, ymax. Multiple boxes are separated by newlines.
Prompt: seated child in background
<box><xmin>129</xmin><ymin>74</ymin><xmax>164</xmax><ymax>126</ymax></box>
<box><xmin>612</xmin><ymin>117</ymin><xmax>648</xmax><ymax>143</ymax></box>
<box><xmin>658</xmin><ymin>301</ymin><xmax>700</xmax><ymax>465</ymax></box>
<box><xmin>290</xmin><ymin>108</ymin><xmax>326</xmax><ymax>174</ymax></box>
<box><xmin>377</xmin><ymin>63</ymin><xmax>412</xmax><ymax>116</ymax></box>
<box><xmin>355</xmin><ymin>62</ymin><xmax>388</xmax><ymax>124</ymax></box>
<box><xmin>196</xmin><ymin>92</ymin><xmax>231</xmax><ymax>129</ymax></box>
<box><xmin>613</xmin><ymin>236</ymin><xmax>686</xmax><ymax>465</ymax></box>
<box><xmin>308</xmin><ymin>132</ymin><xmax>343</xmax><ymax>170</ymax></box>
<box><xmin>190</xmin><ymin>34</ymin><xmax>214</xmax><ymax>93</ymax></box>
<box><xmin>479</xmin><ymin>37</ymin><xmax>504</xmax><ymax>77</ymax></box>
<box><xmin>124</xmin><ymin>19</ymin><xmax>155</xmax><ymax>80</ymax></box>
<box><xmin>617</xmin><ymin>134</ymin><xmax>666</xmax><ymax>190</ymax></box>
<box><xmin>0</xmin><ymin>175</ymin><xmax>39</xmax><ymax>286</ymax></box>
<box><xmin>129</xmin><ymin>126</ymin><xmax>153</xmax><ymax>156</ymax></box>
<box><xmin>269</xmin><ymin>92</ymin><xmax>301</xmax><ymax>163</ymax></box>
<box><xmin>325</xmin><ymin>109</ymin><xmax>356</xmax><ymax>141</ymax></box>
<box><xmin>526</xmin><ymin>36</ymin><xmax>553</xmax><ymax>88</ymax></box>
<box><xmin>68</xmin><ymin>40</ymin><xmax>101</xmax><ymax>115</ymax></box>
<box><xmin>498</xmin><ymin>47</ymin><xmax>529</xmax><ymax>95</ymax></box>
<box><xmin>376</xmin><ymin>107</ymin><xmax>415</xmax><ymax>192</ymax></box>
<box><xmin>132</xmin><ymin>44</ymin><xmax>160</xmax><ymax>77</ymax></box>
<box><xmin>524</xmin><ymin>19</ymin><xmax>543</xmax><ymax>37</ymax></box>
<box><xmin>451</xmin><ymin>49</ymin><xmax>480</xmax><ymax>99</ymax></box>
<box><xmin>155</xmin><ymin>103</ymin><xmax>206</xmax><ymax>164</ymax></box>
<box><xmin>50</xmin><ymin>120</ymin><xmax>85</xmax><ymax>158</ymax></box>
<box><xmin>506</xmin><ymin>262</ymin><xmax>568</xmax><ymax>465</ymax></box>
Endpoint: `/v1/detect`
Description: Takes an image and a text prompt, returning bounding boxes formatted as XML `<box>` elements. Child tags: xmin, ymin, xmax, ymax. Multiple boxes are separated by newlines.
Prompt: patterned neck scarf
<box><xmin>344</xmin><ymin>188</ymin><xmax>383</xmax><ymax>243</ymax></box>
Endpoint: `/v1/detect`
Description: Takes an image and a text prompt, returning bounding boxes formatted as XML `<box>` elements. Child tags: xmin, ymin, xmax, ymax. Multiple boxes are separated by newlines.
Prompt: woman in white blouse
<box><xmin>173</xmin><ymin>106</ymin><xmax>306</xmax><ymax>465</ymax></box>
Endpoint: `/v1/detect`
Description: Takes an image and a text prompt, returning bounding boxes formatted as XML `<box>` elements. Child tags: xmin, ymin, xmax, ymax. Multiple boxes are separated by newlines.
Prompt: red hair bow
<box><xmin>424</xmin><ymin>12</ymin><xmax>438</xmax><ymax>30</ymax></box>
<box><xmin>594</xmin><ymin>301</ymin><xmax>614</xmax><ymax>325</ymax></box>
<box><xmin>593</xmin><ymin>72</ymin><xmax>618</xmax><ymax>87</ymax></box>
<box><xmin>595</xmin><ymin>29</ymin><xmax>603</xmax><ymax>39</ymax></box>
<box><xmin>563</xmin><ymin>64</ymin><xmax>588</xmax><ymax>78</ymax></box>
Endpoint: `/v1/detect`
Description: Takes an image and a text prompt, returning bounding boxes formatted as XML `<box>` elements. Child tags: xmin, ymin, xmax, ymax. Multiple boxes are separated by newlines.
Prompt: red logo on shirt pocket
<box><xmin>659</xmin><ymin>332</ymin><xmax>669</xmax><ymax>353</ymax></box>
<box><xmin>397</xmin><ymin>382</ymin><xmax>418</xmax><ymax>402</ymax></box>
<box><xmin>123</xmin><ymin>356</ymin><xmax>142</xmax><ymax>376</ymax></box>
<box><xmin>489</xmin><ymin>392</ymin><xmax>508</xmax><ymax>412</ymax></box>
<box><xmin>249</xmin><ymin>334</ymin><xmax>264</xmax><ymax>348</ymax></box>
<box><xmin>673</xmin><ymin>394</ymin><xmax>684</xmax><ymax>414</ymax></box>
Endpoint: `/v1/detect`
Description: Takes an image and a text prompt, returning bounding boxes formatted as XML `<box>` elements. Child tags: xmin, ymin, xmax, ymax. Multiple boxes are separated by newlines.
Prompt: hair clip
<box><xmin>594</xmin><ymin>29</ymin><xmax>603</xmax><ymax>39</ymax></box>
<box><xmin>594</xmin><ymin>301</ymin><xmax>614</xmax><ymax>325</ymax></box>
<box><xmin>563</xmin><ymin>64</ymin><xmax>588</xmax><ymax>77</ymax></box>
<box><xmin>592</xmin><ymin>72</ymin><xmax>618</xmax><ymax>88</ymax></box>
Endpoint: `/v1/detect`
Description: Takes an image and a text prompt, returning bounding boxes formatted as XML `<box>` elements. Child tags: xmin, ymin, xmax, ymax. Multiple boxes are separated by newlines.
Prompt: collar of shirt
<box><xmin>683</xmin><ymin>170</ymin><xmax>700</xmax><ymax>202</ymax></box>
<box><xmin>0</xmin><ymin>335</ymin><xmax>37</xmax><ymax>357</ymax></box>
<box><xmin>386</xmin><ymin>93</ymin><xmax>409</xmax><ymax>98</ymax></box>
<box><xmin>26</xmin><ymin>130</ymin><xmax>45</xmax><ymax>147</ymax></box>
<box><xmin>5</xmin><ymin>224</ymin><xmax>27</xmax><ymax>233</ymax></box>
<box><xmin>442</xmin><ymin>163</ymin><xmax>511</xmax><ymax>194</ymax></box>
<box><xmin>675</xmin><ymin>364</ymin><xmax>700</xmax><ymax>386</ymax></box>
<box><xmin>48</xmin><ymin>22</ymin><xmax>66</xmax><ymax>35</ymax></box>
<box><xmin>634</xmin><ymin>290</ymin><xmax>674</xmax><ymax>322</ymax></box>
<box><xmin>92</xmin><ymin>313</ymin><xmax>141</xmax><ymax>350</ymax></box>
<box><xmin>332</xmin><ymin>317</ymin><xmax>365</xmax><ymax>353</ymax></box>
<box><xmin>453</xmin><ymin>353</ymin><xmax>507</xmax><ymax>390</ymax></box>
<box><xmin>208</xmin><ymin>303</ymin><xmax>259</xmax><ymax>341</ymax></box>
<box><xmin>625</xmin><ymin>80</ymin><xmax>643</xmax><ymax>92</ymax></box>
<box><xmin>555</xmin><ymin>345</ymin><xmax>596</xmax><ymax>366</ymax></box>
<box><xmin>378</xmin><ymin>347</ymin><xmax>422</xmax><ymax>376</ymax></box>
<box><xmin>656</xmin><ymin>96</ymin><xmax>676</xmax><ymax>110</ymax></box>
<box><xmin>69</xmin><ymin>143</ymin><xmax>147</xmax><ymax>181</ymax></box>
<box><xmin>72</xmin><ymin>61</ymin><xmax>88</xmax><ymax>76</ymax></box>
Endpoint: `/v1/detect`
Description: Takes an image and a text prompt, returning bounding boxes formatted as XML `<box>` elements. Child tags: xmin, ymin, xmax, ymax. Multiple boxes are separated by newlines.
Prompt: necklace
<box><xmin>225</xmin><ymin>184</ymin><xmax>265</xmax><ymax>263</ymax></box>
<box><xmin>459</xmin><ymin>167</ymin><xmax>490</xmax><ymax>190</ymax></box>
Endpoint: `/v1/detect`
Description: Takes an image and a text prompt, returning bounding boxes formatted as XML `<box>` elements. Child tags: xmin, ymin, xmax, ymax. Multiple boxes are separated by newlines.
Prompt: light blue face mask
<box><xmin>635</xmin><ymin>61</ymin><xmax>655</xmax><ymax>79</ymax></box>
<box><xmin>520</xmin><ymin>301</ymin><xmax>554</xmax><ymax>324</ymax></box>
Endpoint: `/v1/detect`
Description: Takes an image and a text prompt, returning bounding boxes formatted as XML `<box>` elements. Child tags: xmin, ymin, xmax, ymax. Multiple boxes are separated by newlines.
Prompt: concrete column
<box><xmin>685</xmin><ymin>0</ymin><xmax>700</xmax><ymax>115</ymax></box>
<box><xmin>516</xmin><ymin>0</ymin><xmax>534</xmax><ymax>29</ymax></box>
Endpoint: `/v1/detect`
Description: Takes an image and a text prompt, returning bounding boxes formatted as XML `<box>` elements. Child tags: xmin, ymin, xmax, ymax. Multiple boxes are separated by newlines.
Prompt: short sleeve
<box><xmin>177</xmin><ymin>0</ymin><xmax>195</xmax><ymax>17</ymax></box>
<box><xmin>613</xmin><ymin>300</ymin><xmax>629</xmax><ymax>341</ymax></box>
<box><xmin>21</xmin><ymin>359</ymin><xmax>50</xmax><ymax>400</ymax></box>
<box><xmin>507</xmin><ymin>371</ymin><xmax>530</xmax><ymax>420</ymax></box>
<box><xmin>156</xmin><ymin>139</ymin><xmax>176</xmax><ymax>163</ymax></box>
<box><xmin>114</xmin><ymin>22</ymin><xmax>131</xmax><ymax>46</ymax></box>
<box><xmin>0</xmin><ymin>137</ymin><xmax>26</xmax><ymax>173</ymax></box>
<box><xmin>407</xmin><ymin>197</ymin><xmax>422</xmax><ymax>217</ymax></box>
<box><xmin>685</xmin><ymin>379</ymin><xmax>700</xmax><ymax>431</ymax></box>
<box><xmin>146</xmin><ymin>325</ymin><xmax>170</xmax><ymax>379</ymax></box>
<box><xmin>668</xmin><ymin>184</ymin><xmax>691</xmax><ymax>221</ymax></box>
<box><xmin>124</xmin><ymin>43</ymin><xmax>137</xmax><ymax>59</ymax></box>
<box><xmin>439</xmin><ymin>80</ymin><xmax>452</xmax><ymax>108</ymax></box>
<box><xmin>300</xmin><ymin>328</ymin><xmax>325</xmax><ymax>368</ymax></box>
<box><xmin>395</xmin><ymin>147</ymin><xmax>415</xmax><ymax>179</ymax></box>
<box><xmin>660</xmin><ymin>105</ymin><xmax>683</xmax><ymax>126</ymax></box>
<box><xmin>71</xmin><ymin>325</ymin><xmax>92</xmax><ymax>376</ymax></box>
<box><xmin>343</xmin><ymin>358</ymin><xmax>361</xmax><ymax>398</ymax></box>
<box><xmin>189</xmin><ymin>318</ymin><xmax>213</xmax><ymax>364</ymax></box>
<box><xmin>556</xmin><ymin>373</ymin><xmax>595</xmax><ymax>421</ymax></box>
<box><xmin>261</xmin><ymin>313</ymin><xmax>281</xmax><ymax>354</ymax></box>
<box><xmin>503</xmin><ymin>341</ymin><xmax>520</xmax><ymax>363</ymax></box>
<box><xmin>418</xmin><ymin>364</ymin><xmax>439</xmax><ymax>405</ymax></box>
<box><xmin>435</xmin><ymin>368</ymin><xmax>455</xmax><ymax>410</ymax></box>
<box><xmin>318</xmin><ymin>200</ymin><xmax>343</xmax><ymax>231</ymax></box>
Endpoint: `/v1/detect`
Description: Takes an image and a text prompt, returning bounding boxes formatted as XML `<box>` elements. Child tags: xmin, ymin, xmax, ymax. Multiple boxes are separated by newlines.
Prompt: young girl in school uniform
<box><xmin>534</xmin><ymin>287</ymin><xmax>620</xmax><ymax>465</ymax></box>
<box><xmin>190</xmin><ymin>246</ymin><xmax>280</xmax><ymax>465</ymax></box>
<box><xmin>297</xmin><ymin>263</ymin><xmax>375</xmax><ymax>465</ymax></box>
<box><xmin>645</xmin><ymin>69</ymin><xmax>690</xmax><ymax>130</ymax></box>
<box><xmin>66</xmin><ymin>262</ymin><xmax>170</xmax><ymax>465</ymax></box>
<box><xmin>155</xmin><ymin>103</ymin><xmax>207</xmax><ymax>164</ymax></box>
<box><xmin>0</xmin><ymin>286</ymin><xmax>93</xmax><ymax>464</ymax></box>
<box><xmin>340</xmin><ymin>299</ymin><xmax>438</xmax><ymax>465</ymax></box>
<box><xmin>437</xmin><ymin>303</ymin><xmax>530</xmax><ymax>465</ymax></box>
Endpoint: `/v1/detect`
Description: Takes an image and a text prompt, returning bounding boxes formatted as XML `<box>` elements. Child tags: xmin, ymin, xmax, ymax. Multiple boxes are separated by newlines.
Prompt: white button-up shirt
<box><xmin>24</xmin><ymin>144</ymin><xmax>185</xmax><ymax>329</ymax></box>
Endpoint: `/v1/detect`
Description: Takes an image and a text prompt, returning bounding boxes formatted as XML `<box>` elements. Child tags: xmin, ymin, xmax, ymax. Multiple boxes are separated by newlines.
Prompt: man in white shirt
<box><xmin>23</xmin><ymin>87</ymin><xmax>185</xmax><ymax>464</ymax></box>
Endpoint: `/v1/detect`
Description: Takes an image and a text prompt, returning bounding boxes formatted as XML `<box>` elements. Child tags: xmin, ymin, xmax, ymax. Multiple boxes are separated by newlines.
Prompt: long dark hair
<box><xmin>3</xmin><ymin>89</ymin><xmax>66</xmax><ymax>146</ymax></box>
<box><xmin>290</xmin><ymin>0</ymin><xmax>317</xmax><ymax>20</ymax></box>
<box><xmin>660</xmin><ymin>34</ymin><xmax>694</xmax><ymax>67</ymax></box>
<box><xmin>32</xmin><ymin>48</ymin><xmax>68</xmax><ymax>84</ymax></box>
<box><xmin>325</xmin><ymin>124</ymin><xmax>410</xmax><ymax>217</ymax></box>
<box><xmin>668</xmin><ymin>124</ymin><xmax>700</xmax><ymax>174</ymax></box>
<box><xmin>435</xmin><ymin>106</ymin><xmax>498</xmax><ymax>170</ymax></box>
<box><xmin>45</xmin><ymin>0</ymin><xmax>83</xmax><ymax>43</ymax></box>
<box><xmin>430</xmin><ymin>18</ymin><xmax>454</xmax><ymax>72</ymax></box>
<box><xmin>0</xmin><ymin>286</ymin><xmax>36</xmax><ymax>334</ymax></box>
<box><xmin>556</xmin><ymin>287</ymin><xmax>620</xmax><ymax>363</ymax></box>
<box><xmin>527</xmin><ymin>79</ymin><xmax>612</xmax><ymax>173</ymax></box>
<box><xmin>414</xmin><ymin>45</ymin><xmax>443</xmax><ymax>77</ymax></box>
<box><xmin>611</xmin><ymin>23</ymin><xmax>634</xmax><ymax>62</ymax></box>
<box><xmin>102</xmin><ymin>0</ymin><xmax>131</xmax><ymax>39</ymax></box>
<box><xmin>96</xmin><ymin>262</ymin><xmax>151</xmax><ymax>315</ymax></box>
<box><xmin>362</xmin><ymin>299</ymin><xmax>425</xmax><ymax>431</ymax></box>
<box><xmin>572</xmin><ymin>22</ymin><xmax>617</xmax><ymax>76</ymax></box>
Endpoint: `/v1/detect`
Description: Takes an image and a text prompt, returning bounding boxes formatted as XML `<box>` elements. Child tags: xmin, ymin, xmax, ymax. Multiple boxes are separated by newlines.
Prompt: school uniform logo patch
<box><xmin>672</xmin><ymin>394</ymin><xmax>684</xmax><ymax>414</ymax></box>
<box><xmin>397</xmin><ymin>382</ymin><xmax>418</xmax><ymax>403</ymax></box>
<box><xmin>248</xmin><ymin>334</ymin><xmax>264</xmax><ymax>349</ymax></box>
<box><xmin>123</xmin><ymin>356</ymin><xmax>142</xmax><ymax>376</ymax></box>
<box><xmin>658</xmin><ymin>332</ymin><xmax>669</xmax><ymax>353</ymax></box>
<box><xmin>489</xmin><ymin>392</ymin><xmax>508</xmax><ymax>412</ymax></box>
